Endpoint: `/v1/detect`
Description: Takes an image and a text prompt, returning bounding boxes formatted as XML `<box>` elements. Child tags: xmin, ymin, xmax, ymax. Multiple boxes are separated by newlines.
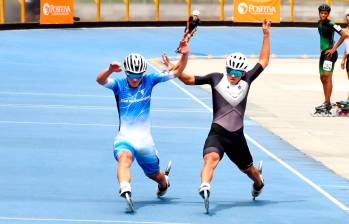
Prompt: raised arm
<box><xmin>96</xmin><ymin>62</ymin><xmax>122</xmax><ymax>85</ymax></box>
<box><xmin>177</xmin><ymin>71</ymin><xmax>196</xmax><ymax>85</ymax></box>
<box><xmin>171</xmin><ymin>49</ymin><xmax>189</xmax><ymax>77</ymax></box>
<box><xmin>258</xmin><ymin>20</ymin><xmax>271</xmax><ymax>69</ymax></box>
<box><xmin>161</xmin><ymin>49</ymin><xmax>195</xmax><ymax>85</ymax></box>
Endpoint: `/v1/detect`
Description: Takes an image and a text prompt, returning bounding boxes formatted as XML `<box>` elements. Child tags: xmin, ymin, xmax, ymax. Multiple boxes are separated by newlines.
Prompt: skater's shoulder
<box><xmin>197</xmin><ymin>72</ymin><xmax>222</xmax><ymax>78</ymax></box>
<box><xmin>204</xmin><ymin>72</ymin><xmax>223</xmax><ymax>80</ymax></box>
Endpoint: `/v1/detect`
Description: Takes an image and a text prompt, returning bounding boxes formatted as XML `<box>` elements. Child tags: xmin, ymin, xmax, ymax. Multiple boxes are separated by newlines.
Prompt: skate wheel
<box><xmin>310</xmin><ymin>109</ymin><xmax>319</xmax><ymax>117</ymax></box>
<box><xmin>165</xmin><ymin>161</ymin><xmax>172</xmax><ymax>176</ymax></box>
<box><xmin>125</xmin><ymin>192</ymin><xmax>134</xmax><ymax>212</ymax></box>
<box><xmin>204</xmin><ymin>190</ymin><xmax>209</xmax><ymax>214</ymax></box>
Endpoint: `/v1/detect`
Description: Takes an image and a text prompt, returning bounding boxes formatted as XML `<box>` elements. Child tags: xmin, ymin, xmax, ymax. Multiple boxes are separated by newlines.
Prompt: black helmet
<box><xmin>318</xmin><ymin>3</ymin><xmax>331</xmax><ymax>13</ymax></box>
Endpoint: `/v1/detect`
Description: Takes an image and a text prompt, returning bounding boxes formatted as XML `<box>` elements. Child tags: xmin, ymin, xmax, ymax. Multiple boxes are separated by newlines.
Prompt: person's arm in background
<box><xmin>341</xmin><ymin>49</ymin><xmax>347</xmax><ymax>70</ymax></box>
<box><xmin>165</xmin><ymin>44</ymin><xmax>189</xmax><ymax>77</ymax></box>
<box><xmin>162</xmin><ymin>42</ymin><xmax>195</xmax><ymax>85</ymax></box>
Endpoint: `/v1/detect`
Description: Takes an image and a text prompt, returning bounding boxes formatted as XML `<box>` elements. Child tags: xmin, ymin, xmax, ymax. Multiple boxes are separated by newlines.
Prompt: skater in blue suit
<box><xmin>96</xmin><ymin>47</ymin><xmax>189</xmax><ymax>211</ymax></box>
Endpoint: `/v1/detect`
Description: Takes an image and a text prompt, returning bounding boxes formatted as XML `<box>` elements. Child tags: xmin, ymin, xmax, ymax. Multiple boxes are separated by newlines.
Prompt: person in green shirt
<box><xmin>315</xmin><ymin>4</ymin><xmax>348</xmax><ymax>114</ymax></box>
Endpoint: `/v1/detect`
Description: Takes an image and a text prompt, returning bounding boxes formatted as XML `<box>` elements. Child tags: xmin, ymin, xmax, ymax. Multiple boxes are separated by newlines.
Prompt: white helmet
<box><xmin>225</xmin><ymin>52</ymin><xmax>248</xmax><ymax>71</ymax></box>
<box><xmin>192</xmin><ymin>10</ymin><xmax>200</xmax><ymax>16</ymax></box>
<box><xmin>123</xmin><ymin>53</ymin><xmax>147</xmax><ymax>74</ymax></box>
<box><xmin>345</xmin><ymin>9</ymin><xmax>349</xmax><ymax>16</ymax></box>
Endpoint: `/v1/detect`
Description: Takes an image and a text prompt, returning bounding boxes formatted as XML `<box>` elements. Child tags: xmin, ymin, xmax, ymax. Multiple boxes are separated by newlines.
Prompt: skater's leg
<box><xmin>201</xmin><ymin>152</ymin><xmax>220</xmax><ymax>183</ymax></box>
<box><xmin>147</xmin><ymin>163</ymin><xmax>172</xmax><ymax>197</ymax></box>
<box><xmin>136</xmin><ymin>147</ymin><xmax>171</xmax><ymax>197</ymax></box>
<box><xmin>148</xmin><ymin>171</ymin><xmax>167</xmax><ymax>190</ymax></box>
<box><xmin>320</xmin><ymin>72</ymin><xmax>333</xmax><ymax>103</ymax></box>
<box><xmin>347</xmin><ymin>71</ymin><xmax>349</xmax><ymax>101</ymax></box>
<box><xmin>244</xmin><ymin>161</ymin><xmax>264</xmax><ymax>199</ymax></box>
<box><xmin>113</xmin><ymin>141</ymin><xmax>135</xmax><ymax>201</ymax></box>
<box><xmin>184</xmin><ymin>33</ymin><xmax>191</xmax><ymax>43</ymax></box>
<box><xmin>198</xmin><ymin>152</ymin><xmax>219</xmax><ymax>214</ymax></box>
<box><xmin>116</xmin><ymin>150</ymin><xmax>134</xmax><ymax>211</ymax></box>
<box><xmin>244</xmin><ymin>165</ymin><xmax>263</xmax><ymax>188</ymax></box>
<box><xmin>117</xmin><ymin>151</ymin><xmax>133</xmax><ymax>184</ymax></box>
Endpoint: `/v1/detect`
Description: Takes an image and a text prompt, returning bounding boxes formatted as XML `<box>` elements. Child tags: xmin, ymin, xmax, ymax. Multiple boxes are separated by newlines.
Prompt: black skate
<box><xmin>335</xmin><ymin>101</ymin><xmax>349</xmax><ymax>117</ymax></box>
<box><xmin>335</xmin><ymin>100</ymin><xmax>349</xmax><ymax>109</ymax></box>
<box><xmin>311</xmin><ymin>102</ymin><xmax>334</xmax><ymax>117</ymax></box>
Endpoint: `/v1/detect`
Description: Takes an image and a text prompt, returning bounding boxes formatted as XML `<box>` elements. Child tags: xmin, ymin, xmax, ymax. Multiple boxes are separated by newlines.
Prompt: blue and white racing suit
<box><xmin>104</xmin><ymin>71</ymin><xmax>174</xmax><ymax>176</ymax></box>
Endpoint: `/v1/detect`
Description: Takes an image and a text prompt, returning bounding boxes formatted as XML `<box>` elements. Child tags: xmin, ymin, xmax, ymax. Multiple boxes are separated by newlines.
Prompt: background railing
<box><xmin>1</xmin><ymin>0</ymin><xmax>349</xmax><ymax>24</ymax></box>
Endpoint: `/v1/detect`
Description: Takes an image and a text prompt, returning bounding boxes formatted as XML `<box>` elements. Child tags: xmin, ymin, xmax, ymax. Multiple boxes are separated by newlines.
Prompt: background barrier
<box><xmin>0</xmin><ymin>0</ymin><xmax>348</xmax><ymax>24</ymax></box>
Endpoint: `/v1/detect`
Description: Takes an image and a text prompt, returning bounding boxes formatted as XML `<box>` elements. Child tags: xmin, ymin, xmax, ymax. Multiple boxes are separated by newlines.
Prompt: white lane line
<box><xmin>0</xmin><ymin>120</ymin><xmax>207</xmax><ymax>130</ymax></box>
<box><xmin>0</xmin><ymin>103</ymin><xmax>207</xmax><ymax>113</ymax></box>
<box><xmin>148</xmin><ymin>62</ymin><xmax>349</xmax><ymax>212</ymax></box>
<box><xmin>0</xmin><ymin>91</ymin><xmax>209</xmax><ymax>100</ymax></box>
<box><xmin>245</xmin><ymin>136</ymin><xmax>349</xmax><ymax>212</ymax></box>
<box><xmin>0</xmin><ymin>92</ymin><xmax>111</xmax><ymax>98</ymax></box>
<box><xmin>0</xmin><ymin>217</ymin><xmax>190</xmax><ymax>224</ymax></box>
<box><xmin>319</xmin><ymin>185</ymin><xmax>349</xmax><ymax>189</ymax></box>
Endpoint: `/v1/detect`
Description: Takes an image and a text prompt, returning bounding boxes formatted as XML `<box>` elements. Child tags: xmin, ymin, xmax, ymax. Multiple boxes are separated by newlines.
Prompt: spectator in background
<box><xmin>339</xmin><ymin>9</ymin><xmax>349</xmax><ymax>108</ymax></box>
<box><xmin>26</xmin><ymin>0</ymin><xmax>40</xmax><ymax>22</ymax></box>
<box><xmin>175</xmin><ymin>9</ymin><xmax>200</xmax><ymax>53</ymax></box>
<box><xmin>314</xmin><ymin>4</ymin><xmax>348</xmax><ymax>115</ymax></box>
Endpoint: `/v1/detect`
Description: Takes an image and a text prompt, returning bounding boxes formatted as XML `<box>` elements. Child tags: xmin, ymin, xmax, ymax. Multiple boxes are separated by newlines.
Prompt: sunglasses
<box><xmin>126</xmin><ymin>71</ymin><xmax>143</xmax><ymax>80</ymax></box>
<box><xmin>226</xmin><ymin>68</ymin><xmax>243</xmax><ymax>78</ymax></box>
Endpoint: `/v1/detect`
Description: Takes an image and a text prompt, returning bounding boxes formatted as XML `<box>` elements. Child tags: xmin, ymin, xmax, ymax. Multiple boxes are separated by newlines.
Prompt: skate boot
<box><xmin>119</xmin><ymin>182</ymin><xmax>134</xmax><ymax>212</ymax></box>
<box><xmin>313</xmin><ymin>102</ymin><xmax>333</xmax><ymax>116</ymax></box>
<box><xmin>157</xmin><ymin>161</ymin><xmax>172</xmax><ymax>197</ymax></box>
<box><xmin>252</xmin><ymin>161</ymin><xmax>264</xmax><ymax>200</ymax></box>
<box><xmin>336</xmin><ymin>100</ymin><xmax>349</xmax><ymax>109</ymax></box>
<box><xmin>342</xmin><ymin>104</ymin><xmax>349</xmax><ymax>111</ymax></box>
<box><xmin>199</xmin><ymin>182</ymin><xmax>211</xmax><ymax>214</ymax></box>
<box><xmin>336</xmin><ymin>101</ymin><xmax>349</xmax><ymax>116</ymax></box>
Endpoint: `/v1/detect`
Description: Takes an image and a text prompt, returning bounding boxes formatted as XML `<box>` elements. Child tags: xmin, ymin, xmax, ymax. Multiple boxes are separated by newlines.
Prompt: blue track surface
<box><xmin>0</xmin><ymin>27</ymin><xmax>348</xmax><ymax>224</ymax></box>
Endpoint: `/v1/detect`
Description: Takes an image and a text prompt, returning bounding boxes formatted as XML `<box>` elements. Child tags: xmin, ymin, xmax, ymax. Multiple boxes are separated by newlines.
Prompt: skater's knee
<box><xmin>320</xmin><ymin>73</ymin><xmax>332</xmax><ymax>83</ymax></box>
<box><xmin>203</xmin><ymin>152</ymin><xmax>220</xmax><ymax>167</ymax></box>
<box><xmin>118</xmin><ymin>151</ymin><xmax>133</xmax><ymax>165</ymax></box>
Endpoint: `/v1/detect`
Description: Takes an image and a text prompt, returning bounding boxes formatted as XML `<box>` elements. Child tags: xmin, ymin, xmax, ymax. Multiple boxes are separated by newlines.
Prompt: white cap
<box><xmin>346</xmin><ymin>9</ymin><xmax>349</xmax><ymax>16</ymax></box>
<box><xmin>192</xmin><ymin>10</ymin><xmax>200</xmax><ymax>16</ymax></box>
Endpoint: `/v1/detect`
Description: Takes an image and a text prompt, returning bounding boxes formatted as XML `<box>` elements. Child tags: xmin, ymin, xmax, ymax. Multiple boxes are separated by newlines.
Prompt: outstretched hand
<box><xmin>262</xmin><ymin>20</ymin><xmax>271</xmax><ymax>35</ymax></box>
<box><xmin>179</xmin><ymin>41</ymin><xmax>190</xmax><ymax>54</ymax></box>
<box><xmin>108</xmin><ymin>61</ymin><xmax>122</xmax><ymax>73</ymax></box>
<box><xmin>162</xmin><ymin>53</ymin><xmax>175</xmax><ymax>71</ymax></box>
<box><xmin>162</xmin><ymin>54</ymin><xmax>171</xmax><ymax>68</ymax></box>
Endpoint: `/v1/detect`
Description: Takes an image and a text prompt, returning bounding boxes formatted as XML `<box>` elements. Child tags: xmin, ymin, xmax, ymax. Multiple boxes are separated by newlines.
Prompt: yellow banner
<box><xmin>234</xmin><ymin>0</ymin><xmax>280</xmax><ymax>23</ymax></box>
<box><xmin>40</xmin><ymin>0</ymin><xmax>74</xmax><ymax>24</ymax></box>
